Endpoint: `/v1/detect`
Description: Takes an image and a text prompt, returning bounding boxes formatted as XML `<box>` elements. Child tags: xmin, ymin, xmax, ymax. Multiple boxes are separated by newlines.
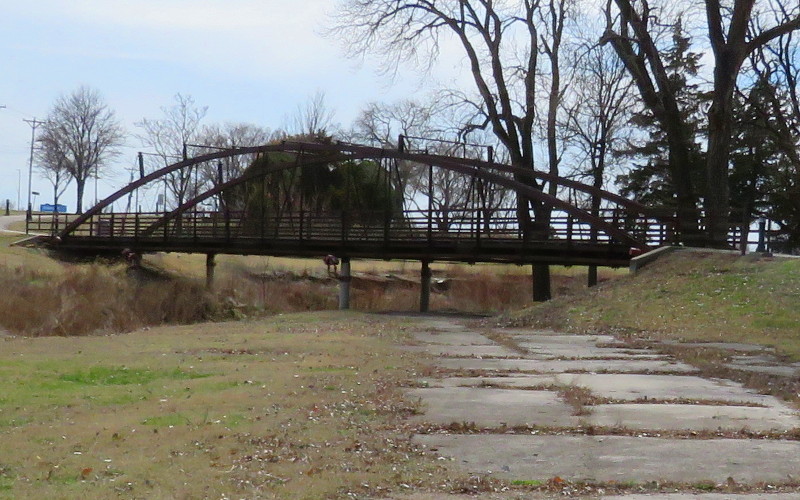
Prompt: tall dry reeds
<box><xmin>0</xmin><ymin>260</ymin><xmax>579</xmax><ymax>337</ymax></box>
<box><xmin>0</xmin><ymin>264</ymin><xmax>213</xmax><ymax>337</ymax></box>
<box><xmin>431</xmin><ymin>267</ymin><xmax>533</xmax><ymax>313</ymax></box>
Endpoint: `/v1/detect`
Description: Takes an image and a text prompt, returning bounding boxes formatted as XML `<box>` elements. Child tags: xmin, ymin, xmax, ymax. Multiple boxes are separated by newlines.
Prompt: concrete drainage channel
<box><xmin>396</xmin><ymin>318</ymin><xmax>800</xmax><ymax>499</ymax></box>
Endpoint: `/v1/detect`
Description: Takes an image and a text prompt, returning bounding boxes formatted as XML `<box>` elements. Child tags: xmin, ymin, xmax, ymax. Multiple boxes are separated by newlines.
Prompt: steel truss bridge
<box><xmin>31</xmin><ymin>141</ymin><xmax>684</xmax><ymax>269</ymax></box>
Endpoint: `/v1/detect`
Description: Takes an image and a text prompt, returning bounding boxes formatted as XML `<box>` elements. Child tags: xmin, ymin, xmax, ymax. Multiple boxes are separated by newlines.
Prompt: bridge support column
<box><xmin>338</xmin><ymin>257</ymin><xmax>351</xmax><ymax>310</ymax></box>
<box><xmin>206</xmin><ymin>253</ymin><xmax>216</xmax><ymax>290</ymax></box>
<box><xmin>420</xmin><ymin>260</ymin><xmax>432</xmax><ymax>313</ymax></box>
<box><xmin>588</xmin><ymin>266</ymin><xmax>598</xmax><ymax>288</ymax></box>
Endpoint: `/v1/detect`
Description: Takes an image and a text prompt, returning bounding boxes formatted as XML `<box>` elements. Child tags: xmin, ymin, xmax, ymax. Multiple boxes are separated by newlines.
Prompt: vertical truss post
<box><xmin>225</xmin><ymin>205</ymin><xmax>231</xmax><ymax>243</ymax></box>
<box><xmin>427</xmin><ymin>164</ymin><xmax>433</xmax><ymax>246</ymax></box>
<box><xmin>135</xmin><ymin>213</ymin><xmax>140</xmax><ymax>242</ymax></box>
<box><xmin>383</xmin><ymin>158</ymin><xmax>391</xmax><ymax>246</ymax></box>
<box><xmin>261</xmin><ymin>159</ymin><xmax>267</xmax><ymax>241</ymax></box>
<box><xmin>216</xmin><ymin>161</ymin><xmax>224</xmax><ymax>213</ymax></box>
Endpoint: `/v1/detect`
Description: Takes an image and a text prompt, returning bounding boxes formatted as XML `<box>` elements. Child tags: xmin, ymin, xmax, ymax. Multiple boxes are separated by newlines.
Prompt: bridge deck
<box><xmin>34</xmin><ymin>210</ymin><xmax>647</xmax><ymax>267</ymax></box>
<box><xmin>54</xmin><ymin>235</ymin><xmax>634</xmax><ymax>266</ymax></box>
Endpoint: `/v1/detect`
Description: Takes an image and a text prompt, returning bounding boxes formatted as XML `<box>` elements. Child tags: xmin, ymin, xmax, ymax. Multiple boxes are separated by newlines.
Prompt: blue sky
<box><xmin>0</xmin><ymin>0</ymin><xmax>449</xmax><ymax>211</ymax></box>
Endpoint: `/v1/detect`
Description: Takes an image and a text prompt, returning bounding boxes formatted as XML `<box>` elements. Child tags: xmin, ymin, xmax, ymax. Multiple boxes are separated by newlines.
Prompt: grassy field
<box><xmin>3</xmin><ymin>234</ymin><xmax>800</xmax><ymax>497</ymax></box>
<box><xmin>510</xmin><ymin>250</ymin><xmax>800</xmax><ymax>359</ymax></box>
<box><xmin>0</xmin><ymin>312</ymin><xmax>462</xmax><ymax>499</ymax></box>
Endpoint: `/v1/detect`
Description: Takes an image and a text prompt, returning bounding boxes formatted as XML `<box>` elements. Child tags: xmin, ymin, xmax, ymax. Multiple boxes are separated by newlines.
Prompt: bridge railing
<box><xmin>33</xmin><ymin>208</ymin><xmax>785</xmax><ymax>254</ymax></box>
<box><xmin>39</xmin><ymin>207</ymin><xmax>681</xmax><ymax>248</ymax></box>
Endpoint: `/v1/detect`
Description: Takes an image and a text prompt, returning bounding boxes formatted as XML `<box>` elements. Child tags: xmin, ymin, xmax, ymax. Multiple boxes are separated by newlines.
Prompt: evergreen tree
<box><xmin>615</xmin><ymin>21</ymin><xmax>708</xmax><ymax>210</ymax></box>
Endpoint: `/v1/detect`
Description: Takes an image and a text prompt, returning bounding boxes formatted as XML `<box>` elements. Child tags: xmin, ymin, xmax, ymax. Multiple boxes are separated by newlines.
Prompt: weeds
<box><xmin>557</xmin><ymin>385</ymin><xmax>597</xmax><ymax>416</ymax></box>
<box><xmin>0</xmin><ymin>263</ymin><xmax>213</xmax><ymax>337</ymax></box>
<box><xmin>0</xmin><ymin>313</ymin><xmax>465</xmax><ymax>499</ymax></box>
<box><xmin>0</xmin><ymin>255</ymin><xmax>593</xmax><ymax>337</ymax></box>
<box><xmin>412</xmin><ymin>422</ymin><xmax>800</xmax><ymax>441</ymax></box>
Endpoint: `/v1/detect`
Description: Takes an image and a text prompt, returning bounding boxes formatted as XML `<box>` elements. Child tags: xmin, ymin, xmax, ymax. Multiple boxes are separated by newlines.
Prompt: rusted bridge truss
<box><xmin>35</xmin><ymin>141</ymin><xmax>681</xmax><ymax>267</ymax></box>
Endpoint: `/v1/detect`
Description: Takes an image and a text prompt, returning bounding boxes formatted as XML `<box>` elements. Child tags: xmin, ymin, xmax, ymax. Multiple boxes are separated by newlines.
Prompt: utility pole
<box><xmin>23</xmin><ymin>118</ymin><xmax>47</xmax><ymax>221</ymax></box>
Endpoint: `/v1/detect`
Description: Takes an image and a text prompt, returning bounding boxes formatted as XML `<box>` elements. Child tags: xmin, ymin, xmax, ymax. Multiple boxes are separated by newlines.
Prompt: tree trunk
<box><xmin>664</xmin><ymin>122</ymin><xmax>701</xmax><ymax>245</ymax></box>
<box><xmin>705</xmin><ymin>90</ymin><xmax>734</xmax><ymax>248</ymax></box>
<box><xmin>513</xmin><ymin>165</ymin><xmax>552</xmax><ymax>302</ymax></box>
<box><xmin>75</xmin><ymin>179</ymin><xmax>85</xmax><ymax>214</ymax></box>
<box><xmin>531</xmin><ymin>199</ymin><xmax>552</xmax><ymax>302</ymax></box>
<box><xmin>588</xmin><ymin>160</ymin><xmax>603</xmax><ymax>288</ymax></box>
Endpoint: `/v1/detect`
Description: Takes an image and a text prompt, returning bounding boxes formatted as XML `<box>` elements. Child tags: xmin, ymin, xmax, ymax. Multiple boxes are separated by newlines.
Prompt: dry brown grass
<box><xmin>0</xmin><ymin>263</ymin><xmax>214</xmax><ymax>337</ymax></box>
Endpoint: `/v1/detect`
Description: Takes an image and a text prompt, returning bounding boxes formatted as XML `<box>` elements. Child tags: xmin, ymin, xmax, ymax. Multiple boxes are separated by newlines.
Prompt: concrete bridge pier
<box><xmin>420</xmin><ymin>260</ymin><xmax>432</xmax><ymax>313</ymax></box>
<box><xmin>338</xmin><ymin>257</ymin><xmax>351</xmax><ymax>310</ymax></box>
<box><xmin>206</xmin><ymin>253</ymin><xmax>216</xmax><ymax>290</ymax></box>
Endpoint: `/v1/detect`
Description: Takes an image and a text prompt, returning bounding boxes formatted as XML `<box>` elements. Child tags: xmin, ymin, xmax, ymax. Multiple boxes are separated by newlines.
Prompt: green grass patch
<box><xmin>0</xmin><ymin>417</ymin><xmax>33</xmax><ymax>429</ymax></box>
<box><xmin>511</xmin><ymin>479</ymin><xmax>544</xmax><ymax>486</ymax></box>
<box><xmin>58</xmin><ymin>366</ymin><xmax>209</xmax><ymax>386</ymax></box>
<box><xmin>511</xmin><ymin>251</ymin><xmax>800</xmax><ymax>360</ymax></box>
<box><xmin>0</xmin><ymin>313</ymin><xmax>458</xmax><ymax>499</ymax></box>
<box><xmin>141</xmin><ymin>414</ymin><xmax>192</xmax><ymax>427</ymax></box>
<box><xmin>0</xmin><ymin>466</ymin><xmax>16</xmax><ymax>491</ymax></box>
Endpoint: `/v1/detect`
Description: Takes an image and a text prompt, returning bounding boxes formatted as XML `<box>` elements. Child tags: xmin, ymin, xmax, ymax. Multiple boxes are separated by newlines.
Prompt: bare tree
<box><xmin>39</xmin><ymin>86</ymin><xmax>124</xmax><ymax>213</ymax></box>
<box><xmin>540</xmin><ymin>0</ymin><xmax>575</xmax><ymax>198</ymax></box>
<box><xmin>36</xmin><ymin>129</ymin><xmax>72</xmax><ymax>215</ymax></box>
<box><xmin>290</xmin><ymin>91</ymin><xmax>338</xmax><ymax>139</ymax></box>
<box><xmin>350</xmin><ymin>99</ymin><xmax>443</xmax><ymax>211</ymax></box>
<box><xmin>351</xmin><ymin>99</ymin><xmax>438</xmax><ymax>147</ymax></box>
<box><xmin>743</xmin><ymin>4</ymin><xmax>800</xmax><ymax>248</ymax></box>
<box><xmin>331</xmin><ymin>0</ymin><xmax>578</xmax><ymax>301</ymax></box>
<box><xmin>566</xmin><ymin>33</ymin><xmax>635</xmax><ymax>285</ymax></box>
<box><xmin>602</xmin><ymin>0</ymin><xmax>800</xmax><ymax>246</ymax></box>
<box><xmin>197</xmin><ymin>122</ymin><xmax>279</xmax><ymax>210</ymax></box>
<box><xmin>136</xmin><ymin>94</ymin><xmax>208</xmax><ymax>209</ymax></box>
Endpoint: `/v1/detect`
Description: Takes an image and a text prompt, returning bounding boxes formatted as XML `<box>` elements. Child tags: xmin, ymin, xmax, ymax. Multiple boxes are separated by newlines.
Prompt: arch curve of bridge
<box><xmin>59</xmin><ymin>141</ymin><xmax>670</xmax><ymax>250</ymax></box>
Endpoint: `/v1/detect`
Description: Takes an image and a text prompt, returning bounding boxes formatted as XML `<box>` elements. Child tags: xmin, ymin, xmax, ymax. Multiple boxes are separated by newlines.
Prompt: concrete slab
<box><xmin>411</xmin><ymin>331</ymin><xmax>495</xmax><ymax>346</ymax></box>
<box><xmin>381</xmin><ymin>494</ymin><xmax>800</xmax><ymax>500</ymax></box>
<box><xmin>435</xmin><ymin>358</ymin><xmax>698</xmax><ymax>374</ymax></box>
<box><xmin>416</xmin><ymin>319</ymin><xmax>471</xmax><ymax>332</ymax></box>
<box><xmin>588</xmin><ymin>404</ymin><xmax>799</xmax><ymax>432</ymax></box>
<box><xmin>381</xmin><ymin>495</ymin><xmax>800</xmax><ymax>500</ymax></box>
<box><xmin>661</xmin><ymin>340</ymin><xmax>775</xmax><ymax>353</ymax></box>
<box><xmin>407</xmin><ymin>387</ymin><xmax>576</xmax><ymax>427</ymax></box>
<box><xmin>725</xmin><ymin>362</ymin><xmax>800</xmax><ymax>378</ymax></box>
<box><xmin>419</xmin><ymin>375</ymin><xmax>557</xmax><ymax>389</ymax></box>
<box><xmin>511</xmin><ymin>334</ymin><xmax>617</xmax><ymax>345</ymax></box>
<box><xmin>494</xmin><ymin>329</ymin><xmax>610</xmax><ymax>341</ymax></box>
<box><xmin>401</xmin><ymin>344</ymin><xmax>520</xmax><ymax>358</ymax></box>
<box><xmin>521</xmin><ymin>344</ymin><xmax>667</xmax><ymax>360</ymax></box>
<box><xmin>601</xmin><ymin>495</ymin><xmax>800</xmax><ymax>500</ymax></box>
<box><xmin>427</xmin><ymin>374</ymin><xmax>781</xmax><ymax>406</ymax></box>
<box><xmin>551</xmin><ymin>374</ymin><xmax>781</xmax><ymax>406</ymax></box>
<box><xmin>413</xmin><ymin>434</ymin><xmax>800</xmax><ymax>483</ymax></box>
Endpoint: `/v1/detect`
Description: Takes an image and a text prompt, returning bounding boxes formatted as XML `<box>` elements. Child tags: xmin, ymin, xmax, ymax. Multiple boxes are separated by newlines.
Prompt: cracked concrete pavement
<box><xmin>399</xmin><ymin>318</ymin><xmax>800</xmax><ymax>499</ymax></box>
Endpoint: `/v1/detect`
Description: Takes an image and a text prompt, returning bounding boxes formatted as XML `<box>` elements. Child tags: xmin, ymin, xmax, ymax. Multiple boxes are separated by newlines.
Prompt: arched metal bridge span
<box><xmin>38</xmin><ymin>141</ymin><xmax>678</xmax><ymax>267</ymax></box>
